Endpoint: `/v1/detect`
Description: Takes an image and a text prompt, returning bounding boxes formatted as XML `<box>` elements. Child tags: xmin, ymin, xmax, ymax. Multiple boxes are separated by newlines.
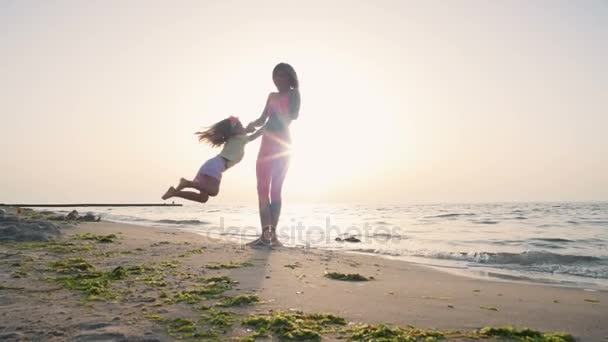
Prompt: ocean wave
<box><xmin>218</xmin><ymin>232</ymin><xmax>260</xmax><ymax>237</ymax></box>
<box><xmin>155</xmin><ymin>219</ymin><xmax>209</xmax><ymax>225</ymax></box>
<box><xmin>473</xmin><ymin>220</ymin><xmax>499</xmax><ymax>224</ymax></box>
<box><xmin>499</xmin><ymin>264</ymin><xmax>608</xmax><ymax>280</ymax></box>
<box><xmin>367</xmin><ymin>232</ymin><xmax>405</xmax><ymax>240</ymax></box>
<box><xmin>348</xmin><ymin>248</ymin><xmax>608</xmax><ymax>279</ymax></box>
<box><xmin>425</xmin><ymin>213</ymin><xmax>476</xmax><ymax>218</ymax></box>
<box><xmin>428</xmin><ymin>250</ymin><xmax>604</xmax><ymax>266</ymax></box>
<box><xmin>374</xmin><ymin>221</ymin><xmax>391</xmax><ymax>225</ymax></box>
<box><xmin>106</xmin><ymin>215</ymin><xmax>146</xmax><ymax>222</ymax></box>
<box><xmin>530</xmin><ymin>238</ymin><xmax>573</xmax><ymax>243</ymax></box>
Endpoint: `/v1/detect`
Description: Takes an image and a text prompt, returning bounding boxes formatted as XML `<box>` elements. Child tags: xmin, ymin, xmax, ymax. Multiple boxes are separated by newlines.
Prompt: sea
<box><xmin>51</xmin><ymin>202</ymin><xmax>608</xmax><ymax>289</ymax></box>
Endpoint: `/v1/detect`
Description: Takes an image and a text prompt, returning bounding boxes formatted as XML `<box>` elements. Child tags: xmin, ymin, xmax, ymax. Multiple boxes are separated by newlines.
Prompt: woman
<box><xmin>246</xmin><ymin>63</ymin><xmax>300</xmax><ymax>247</ymax></box>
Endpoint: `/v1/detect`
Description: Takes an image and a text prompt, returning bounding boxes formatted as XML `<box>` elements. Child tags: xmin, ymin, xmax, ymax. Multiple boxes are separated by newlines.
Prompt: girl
<box><xmin>162</xmin><ymin>116</ymin><xmax>264</xmax><ymax>203</ymax></box>
<box><xmin>246</xmin><ymin>63</ymin><xmax>300</xmax><ymax>247</ymax></box>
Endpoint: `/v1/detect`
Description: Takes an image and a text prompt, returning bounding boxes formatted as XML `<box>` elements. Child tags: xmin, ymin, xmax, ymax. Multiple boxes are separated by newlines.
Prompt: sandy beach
<box><xmin>0</xmin><ymin>211</ymin><xmax>606</xmax><ymax>341</ymax></box>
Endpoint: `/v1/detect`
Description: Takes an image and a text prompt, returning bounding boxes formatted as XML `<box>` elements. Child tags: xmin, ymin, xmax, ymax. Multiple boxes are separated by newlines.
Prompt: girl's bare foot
<box><xmin>161</xmin><ymin>186</ymin><xmax>176</xmax><ymax>200</ymax></box>
<box><xmin>176</xmin><ymin>178</ymin><xmax>189</xmax><ymax>191</ymax></box>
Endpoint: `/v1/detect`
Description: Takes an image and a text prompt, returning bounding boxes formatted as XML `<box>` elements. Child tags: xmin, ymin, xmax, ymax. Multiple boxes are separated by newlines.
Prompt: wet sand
<box><xmin>0</xmin><ymin>219</ymin><xmax>606</xmax><ymax>341</ymax></box>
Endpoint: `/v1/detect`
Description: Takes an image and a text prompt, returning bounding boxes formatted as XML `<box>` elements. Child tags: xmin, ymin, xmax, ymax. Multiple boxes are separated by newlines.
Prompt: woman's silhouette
<box><xmin>246</xmin><ymin>63</ymin><xmax>300</xmax><ymax>246</ymax></box>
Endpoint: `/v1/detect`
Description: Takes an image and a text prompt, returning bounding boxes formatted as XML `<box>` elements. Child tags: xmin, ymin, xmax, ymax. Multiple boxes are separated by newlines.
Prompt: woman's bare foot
<box><xmin>246</xmin><ymin>237</ymin><xmax>271</xmax><ymax>247</ymax></box>
<box><xmin>270</xmin><ymin>230</ymin><xmax>283</xmax><ymax>247</ymax></box>
<box><xmin>246</xmin><ymin>229</ymin><xmax>272</xmax><ymax>247</ymax></box>
<box><xmin>161</xmin><ymin>186</ymin><xmax>176</xmax><ymax>200</ymax></box>
<box><xmin>176</xmin><ymin>178</ymin><xmax>189</xmax><ymax>191</ymax></box>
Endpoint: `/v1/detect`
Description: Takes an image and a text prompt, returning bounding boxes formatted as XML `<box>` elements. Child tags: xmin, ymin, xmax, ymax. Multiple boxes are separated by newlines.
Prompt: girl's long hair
<box><xmin>273</xmin><ymin>63</ymin><xmax>299</xmax><ymax>89</ymax></box>
<box><xmin>195</xmin><ymin>118</ymin><xmax>233</xmax><ymax>147</ymax></box>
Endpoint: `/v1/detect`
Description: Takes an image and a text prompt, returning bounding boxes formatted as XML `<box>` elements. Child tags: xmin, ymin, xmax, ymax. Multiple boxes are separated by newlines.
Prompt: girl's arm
<box><xmin>247</xmin><ymin>125</ymin><xmax>265</xmax><ymax>142</ymax></box>
<box><xmin>246</xmin><ymin>94</ymin><xmax>271</xmax><ymax>132</ymax></box>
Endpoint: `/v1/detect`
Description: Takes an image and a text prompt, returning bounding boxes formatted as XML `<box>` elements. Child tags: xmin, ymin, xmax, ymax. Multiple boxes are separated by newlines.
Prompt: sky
<box><xmin>1</xmin><ymin>0</ymin><xmax>607</xmax><ymax>205</ymax></box>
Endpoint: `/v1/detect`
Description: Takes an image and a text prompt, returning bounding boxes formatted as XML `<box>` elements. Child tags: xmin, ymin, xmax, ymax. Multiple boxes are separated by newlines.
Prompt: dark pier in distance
<box><xmin>1</xmin><ymin>203</ymin><xmax>182</xmax><ymax>207</ymax></box>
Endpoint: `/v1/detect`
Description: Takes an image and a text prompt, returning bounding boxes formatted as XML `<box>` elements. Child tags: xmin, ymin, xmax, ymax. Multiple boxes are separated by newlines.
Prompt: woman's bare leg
<box><xmin>247</xmin><ymin>159</ymin><xmax>272</xmax><ymax>246</ymax></box>
<box><xmin>269</xmin><ymin>156</ymin><xmax>289</xmax><ymax>246</ymax></box>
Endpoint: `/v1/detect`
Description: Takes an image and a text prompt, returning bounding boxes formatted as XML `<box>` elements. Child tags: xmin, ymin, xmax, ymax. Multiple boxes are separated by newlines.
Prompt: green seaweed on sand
<box><xmin>344</xmin><ymin>324</ymin><xmax>574</xmax><ymax>342</ymax></box>
<box><xmin>11</xmin><ymin>270</ymin><xmax>28</xmax><ymax>278</ymax></box>
<box><xmin>50</xmin><ymin>257</ymin><xmax>95</xmax><ymax>273</ymax></box>
<box><xmin>480</xmin><ymin>306</ymin><xmax>499</xmax><ymax>311</ymax></box>
<box><xmin>128</xmin><ymin>264</ymin><xmax>169</xmax><ymax>287</ymax></box>
<box><xmin>324</xmin><ymin>272</ymin><xmax>369</xmax><ymax>281</ymax></box>
<box><xmin>10</xmin><ymin>240</ymin><xmax>93</xmax><ymax>254</ymax></box>
<box><xmin>126</xmin><ymin>265</ymin><xmax>155</xmax><ymax>275</ymax></box>
<box><xmin>48</xmin><ymin>259</ymin><xmax>128</xmax><ymax>300</ymax></box>
<box><xmin>165</xmin><ymin>318</ymin><xmax>196</xmax><ymax>337</ymax></box>
<box><xmin>199</xmin><ymin>276</ymin><xmax>232</xmax><ymax>284</ymax></box>
<box><xmin>284</xmin><ymin>262</ymin><xmax>302</xmax><ymax>269</ymax></box>
<box><xmin>477</xmin><ymin>326</ymin><xmax>575</xmax><ymax>342</ymax></box>
<box><xmin>173</xmin><ymin>278</ymin><xmax>233</xmax><ymax>304</ymax></box>
<box><xmin>584</xmin><ymin>298</ymin><xmax>600</xmax><ymax>303</ymax></box>
<box><xmin>144</xmin><ymin>313</ymin><xmax>164</xmax><ymax>321</ymax></box>
<box><xmin>144</xmin><ymin>278</ymin><xmax>167</xmax><ymax>287</ymax></box>
<box><xmin>347</xmin><ymin>324</ymin><xmax>445</xmax><ymax>342</ymax></box>
<box><xmin>72</xmin><ymin>233</ymin><xmax>118</xmax><ymax>243</ymax></box>
<box><xmin>206</xmin><ymin>261</ymin><xmax>253</xmax><ymax>269</ymax></box>
<box><xmin>242</xmin><ymin>312</ymin><xmax>346</xmax><ymax>341</ymax></box>
<box><xmin>158</xmin><ymin>260</ymin><xmax>181</xmax><ymax>269</ymax></box>
<box><xmin>173</xmin><ymin>291</ymin><xmax>202</xmax><ymax>304</ymax></box>
<box><xmin>216</xmin><ymin>294</ymin><xmax>259</xmax><ymax>307</ymax></box>
<box><xmin>178</xmin><ymin>248</ymin><xmax>206</xmax><ymax>258</ymax></box>
<box><xmin>200</xmin><ymin>309</ymin><xmax>237</xmax><ymax>330</ymax></box>
<box><xmin>165</xmin><ymin>318</ymin><xmax>218</xmax><ymax>340</ymax></box>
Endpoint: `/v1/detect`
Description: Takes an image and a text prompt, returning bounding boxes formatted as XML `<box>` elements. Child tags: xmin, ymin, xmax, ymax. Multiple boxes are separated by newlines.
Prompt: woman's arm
<box><xmin>247</xmin><ymin>124</ymin><xmax>265</xmax><ymax>142</ymax></box>
<box><xmin>288</xmin><ymin>89</ymin><xmax>301</xmax><ymax>120</ymax></box>
<box><xmin>246</xmin><ymin>94</ymin><xmax>272</xmax><ymax>132</ymax></box>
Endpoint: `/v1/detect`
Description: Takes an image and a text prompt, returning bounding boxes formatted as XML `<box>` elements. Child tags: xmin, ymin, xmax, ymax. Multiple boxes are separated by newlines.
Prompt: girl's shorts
<box><xmin>195</xmin><ymin>155</ymin><xmax>226</xmax><ymax>183</ymax></box>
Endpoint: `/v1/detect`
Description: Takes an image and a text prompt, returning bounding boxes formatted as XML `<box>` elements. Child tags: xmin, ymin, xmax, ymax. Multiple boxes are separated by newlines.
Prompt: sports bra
<box><xmin>265</xmin><ymin>90</ymin><xmax>298</xmax><ymax>132</ymax></box>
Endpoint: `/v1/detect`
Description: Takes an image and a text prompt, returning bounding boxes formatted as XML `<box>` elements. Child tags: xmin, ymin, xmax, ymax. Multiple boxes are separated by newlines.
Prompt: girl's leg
<box><xmin>198</xmin><ymin>175</ymin><xmax>221</xmax><ymax>197</ymax></box>
<box><xmin>269</xmin><ymin>156</ymin><xmax>290</xmax><ymax>245</ymax></box>
<box><xmin>179</xmin><ymin>175</ymin><xmax>221</xmax><ymax>196</ymax></box>
<box><xmin>161</xmin><ymin>186</ymin><xmax>176</xmax><ymax>200</ymax></box>
<box><xmin>172</xmin><ymin>189</ymin><xmax>209</xmax><ymax>203</ymax></box>
<box><xmin>176</xmin><ymin>178</ymin><xmax>197</xmax><ymax>191</ymax></box>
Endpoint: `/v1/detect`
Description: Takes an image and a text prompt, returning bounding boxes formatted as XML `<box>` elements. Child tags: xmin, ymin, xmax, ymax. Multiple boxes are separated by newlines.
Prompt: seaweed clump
<box><xmin>200</xmin><ymin>309</ymin><xmax>237</xmax><ymax>331</ymax></box>
<box><xmin>324</xmin><ymin>272</ymin><xmax>369</xmax><ymax>281</ymax></box>
<box><xmin>242</xmin><ymin>312</ymin><xmax>346</xmax><ymax>341</ymax></box>
<box><xmin>217</xmin><ymin>294</ymin><xmax>259</xmax><ymax>307</ymax></box>
<box><xmin>48</xmin><ymin>258</ymin><xmax>128</xmax><ymax>300</ymax></box>
<box><xmin>206</xmin><ymin>261</ymin><xmax>253</xmax><ymax>270</ymax></box>
<box><xmin>165</xmin><ymin>310</ymin><xmax>236</xmax><ymax>341</ymax></box>
<box><xmin>72</xmin><ymin>233</ymin><xmax>118</xmax><ymax>243</ymax></box>
<box><xmin>172</xmin><ymin>276</ymin><xmax>233</xmax><ymax>304</ymax></box>
<box><xmin>348</xmin><ymin>324</ymin><xmax>444</xmax><ymax>342</ymax></box>
<box><xmin>478</xmin><ymin>326</ymin><xmax>575</xmax><ymax>342</ymax></box>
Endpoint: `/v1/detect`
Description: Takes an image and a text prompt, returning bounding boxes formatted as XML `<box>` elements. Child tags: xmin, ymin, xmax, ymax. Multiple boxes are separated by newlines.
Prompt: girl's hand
<box><xmin>245</xmin><ymin>122</ymin><xmax>256</xmax><ymax>133</ymax></box>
